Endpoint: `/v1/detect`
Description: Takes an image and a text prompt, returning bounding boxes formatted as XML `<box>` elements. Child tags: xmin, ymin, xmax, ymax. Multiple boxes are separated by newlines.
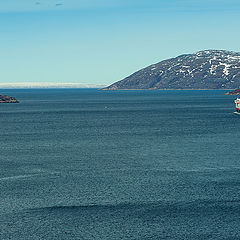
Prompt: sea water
<box><xmin>0</xmin><ymin>89</ymin><xmax>239</xmax><ymax>239</ymax></box>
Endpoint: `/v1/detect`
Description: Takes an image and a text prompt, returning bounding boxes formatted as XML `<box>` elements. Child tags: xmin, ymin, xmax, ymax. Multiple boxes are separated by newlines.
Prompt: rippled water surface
<box><xmin>0</xmin><ymin>89</ymin><xmax>239</xmax><ymax>239</ymax></box>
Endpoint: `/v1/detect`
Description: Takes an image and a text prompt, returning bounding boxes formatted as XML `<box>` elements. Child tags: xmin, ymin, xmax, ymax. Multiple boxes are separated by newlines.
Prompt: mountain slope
<box><xmin>103</xmin><ymin>50</ymin><xmax>240</xmax><ymax>90</ymax></box>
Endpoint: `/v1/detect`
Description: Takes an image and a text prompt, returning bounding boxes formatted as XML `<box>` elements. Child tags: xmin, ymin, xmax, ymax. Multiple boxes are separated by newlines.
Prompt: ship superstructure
<box><xmin>235</xmin><ymin>98</ymin><xmax>240</xmax><ymax>113</ymax></box>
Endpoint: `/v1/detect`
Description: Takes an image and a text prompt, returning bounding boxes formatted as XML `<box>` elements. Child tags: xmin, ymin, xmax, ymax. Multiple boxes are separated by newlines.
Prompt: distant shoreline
<box><xmin>101</xmin><ymin>88</ymin><xmax>234</xmax><ymax>91</ymax></box>
<box><xmin>0</xmin><ymin>87</ymin><xmax>234</xmax><ymax>91</ymax></box>
<box><xmin>0</xmin><ymin>83</ymin><xmax>106</xmax><ymax>89</ymax></box>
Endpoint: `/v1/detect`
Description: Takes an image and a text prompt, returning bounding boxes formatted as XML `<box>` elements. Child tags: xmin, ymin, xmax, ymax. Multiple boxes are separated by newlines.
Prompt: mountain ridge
<box><xmin>103</xmin><ymin>50</ymin><xmax>240</xmax><ymax>90</ymax></box>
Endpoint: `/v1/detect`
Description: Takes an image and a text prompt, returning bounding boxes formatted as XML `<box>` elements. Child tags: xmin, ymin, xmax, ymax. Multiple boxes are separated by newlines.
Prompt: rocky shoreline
<box><xmin>0</xmin><ymin>95</ymin><xmax>19</xmax><ymax>103</ymax></box>
<box><xmin>225</xmin><ymin>89</ymin><xmax>240</xmax><ymax>95</ymax></box>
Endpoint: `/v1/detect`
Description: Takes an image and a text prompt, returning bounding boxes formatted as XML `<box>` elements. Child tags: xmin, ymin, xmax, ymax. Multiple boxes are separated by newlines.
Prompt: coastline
<box><xmin>101</xmin><ymin>88</ymin><xmax>234</xmax><ymax>91</ymax></box>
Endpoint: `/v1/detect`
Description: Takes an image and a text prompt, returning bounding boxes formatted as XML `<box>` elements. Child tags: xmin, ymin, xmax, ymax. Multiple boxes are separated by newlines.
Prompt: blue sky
<box><xmin>1</xmin><ymin>0</ymin><xmax>240</xmax><ymax>85</ymax></box>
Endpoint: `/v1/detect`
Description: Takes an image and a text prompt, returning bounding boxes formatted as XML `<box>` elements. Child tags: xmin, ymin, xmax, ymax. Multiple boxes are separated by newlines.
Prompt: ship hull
<box><xmin>235</xmin><ymin>98</ymin><xmax>240</xmax><ymax>114</ymax></box>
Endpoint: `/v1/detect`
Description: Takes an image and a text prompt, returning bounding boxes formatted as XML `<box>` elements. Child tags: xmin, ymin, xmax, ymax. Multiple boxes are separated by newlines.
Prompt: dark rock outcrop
<box><xmin>103</xmin><ymin>50</ymin><xmax>240</xmax><ymax>90</ymax></box>
<box><xmin>225</xmin><ymin>89</ymin><xmax>240</xmax><ymax>95</ymax></box>
<box><xmin>0</xmin><ymin>95</ymin><xmax>19</xmax><ymax>103</ymax></box>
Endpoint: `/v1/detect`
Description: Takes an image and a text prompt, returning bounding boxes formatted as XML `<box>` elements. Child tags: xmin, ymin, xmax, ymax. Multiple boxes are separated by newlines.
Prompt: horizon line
<box><xmin>0</xmin><ymin>82</ymin><xmax>107</xmax><ymax>89</ymax></box>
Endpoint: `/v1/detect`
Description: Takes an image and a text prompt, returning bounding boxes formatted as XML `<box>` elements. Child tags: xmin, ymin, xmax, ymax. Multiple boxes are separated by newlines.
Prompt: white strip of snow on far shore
<box><xmin>0</xmin><ymin>82</ymin><xmax>106</xmax><ymax>89</ymax></box>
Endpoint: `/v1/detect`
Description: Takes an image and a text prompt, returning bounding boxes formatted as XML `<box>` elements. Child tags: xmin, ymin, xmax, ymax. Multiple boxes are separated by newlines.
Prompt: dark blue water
<box><xmin>0</xmin><ymin>89</ymin><xmax>239</xmax><ymax>239</ymax></box>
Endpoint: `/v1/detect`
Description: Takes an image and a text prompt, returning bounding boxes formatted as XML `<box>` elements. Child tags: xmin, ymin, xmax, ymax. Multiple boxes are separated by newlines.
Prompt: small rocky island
<box><xmin>0</xmin><ymin>95</ymin><xmax>19</xmax><ymax>103</ymax></box>
<box><xmin>225</xmin><ymin>89</ymin><xmax>240</xmax><ymax>95</ymax></box>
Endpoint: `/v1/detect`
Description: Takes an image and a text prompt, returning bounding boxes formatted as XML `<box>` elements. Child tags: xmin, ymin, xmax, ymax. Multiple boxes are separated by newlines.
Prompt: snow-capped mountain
<box><xmin>104</xmin><ymin>50</ymin><xmax>240</xmax><ymax>90</ymax></box>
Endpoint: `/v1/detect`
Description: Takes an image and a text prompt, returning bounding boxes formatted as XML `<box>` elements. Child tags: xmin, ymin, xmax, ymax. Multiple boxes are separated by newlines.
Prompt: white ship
<box><xmin>234</xmin><ymin>98</ymin><xmax>240</xmax><ymax>114</ymax></box>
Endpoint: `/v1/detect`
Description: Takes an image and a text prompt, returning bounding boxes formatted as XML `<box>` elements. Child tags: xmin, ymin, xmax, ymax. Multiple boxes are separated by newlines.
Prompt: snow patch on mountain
<box><xmin>104</xmin><ymin>50</ymin><xmax>240</xmax><ymax>90</ymax></box>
